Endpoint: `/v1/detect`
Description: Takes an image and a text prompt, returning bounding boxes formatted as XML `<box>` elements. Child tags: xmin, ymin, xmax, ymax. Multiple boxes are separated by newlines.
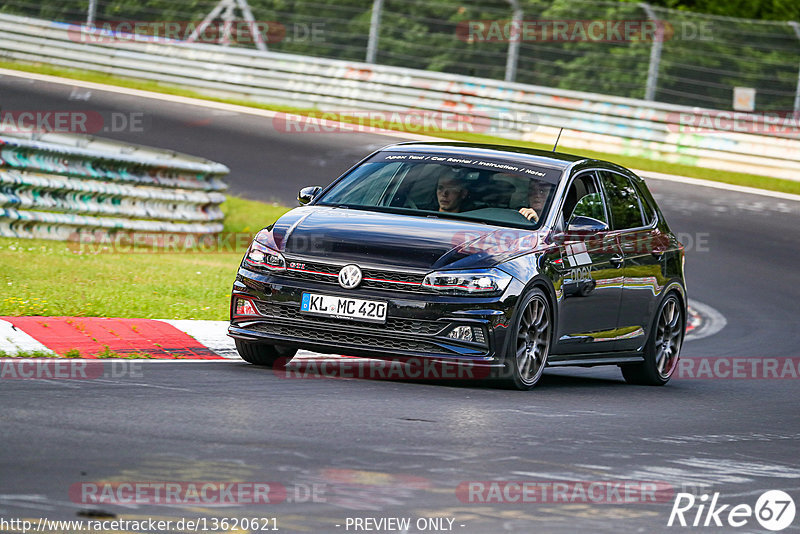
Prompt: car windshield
<box><xmin>316</xmin><ymin>152</ymin><xmax>562</xmax><ymax>228</ymax></box>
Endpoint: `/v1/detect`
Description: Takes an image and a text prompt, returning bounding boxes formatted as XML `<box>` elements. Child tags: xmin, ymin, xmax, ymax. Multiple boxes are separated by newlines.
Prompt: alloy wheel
<box><xmin>515</xmin><ymin>295</ymin><xmax>551</xmax><ymax>385</ymax></box>
<box><xmin>654</xmin><ymin>296</ymin><xmax>682</xmax><ymax>379</ymax></box>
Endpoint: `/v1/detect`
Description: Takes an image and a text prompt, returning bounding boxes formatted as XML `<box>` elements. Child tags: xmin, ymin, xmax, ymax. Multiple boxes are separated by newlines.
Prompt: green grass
<box><xmin>220</xmin><ymin>195</ymin><xmax>289</xmax><ymax>234</ymax></box>
<box><xmin>0</xmin><ymin>238</ymin><xmax>240</xmax><ymax>319</ymax></box>
<box><xmin>0</xmin><ymin>347</ymin><xmax>154</xmax><ymax>358</ymax></box>
<box><xmin>0</xmin><ymin>196</ymin><xmax>290</xmax><ymax>320</ymax></box>
<box><xmin>2</xmin><ymin>59</ymin><xmax>797</xmax><ymax>195</ymax></box>
<box><xmin>94</xmin><ymin>346</ymin><xmax>155</xmax><ymax>358</ymax></box>
<box><xmin>0</xmin><ymin>349</ymin><xmax>62</xmax><ymax>358</ymax></box>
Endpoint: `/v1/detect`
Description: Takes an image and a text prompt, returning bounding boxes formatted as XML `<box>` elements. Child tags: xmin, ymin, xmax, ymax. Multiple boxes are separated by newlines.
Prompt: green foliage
<box><xmin>635</xmin><ymin>0</ymin><xmax>800</xmax><ymax>21</ymax></box>
<box><xmin>2</xmin><ymin>0</ymin><xmax>796</xmax><ymax>109</ymax></box>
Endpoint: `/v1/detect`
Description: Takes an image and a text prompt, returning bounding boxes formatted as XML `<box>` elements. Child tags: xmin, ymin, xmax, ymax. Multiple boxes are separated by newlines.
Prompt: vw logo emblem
<box><xmin>338</xmin><ymin>264</ymin><xmax>362</xmax><ymax>289</ymax></box>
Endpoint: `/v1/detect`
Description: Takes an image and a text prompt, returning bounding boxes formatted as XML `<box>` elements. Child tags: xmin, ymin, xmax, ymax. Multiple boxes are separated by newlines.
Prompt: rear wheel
<box><xmin>621</xmin><ymin>292</ymin><xmax>684</xmax><ymax>386</ymax></box>
<box><xmin>235</xmin><ymin>339</ymin><xmax>297</xmax><ymax>367</ymax></box>
<box><xmin>498</xmin><ymin>288</ymin><xmax>552</xmax><ymax>390</ymax></box>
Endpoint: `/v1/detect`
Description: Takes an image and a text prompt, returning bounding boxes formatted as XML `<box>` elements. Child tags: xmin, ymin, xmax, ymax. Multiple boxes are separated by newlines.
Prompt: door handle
<box><xmin>610</xmin><ymin>254</ymin><xmax>624</xmax><ymax>268</ymax></box>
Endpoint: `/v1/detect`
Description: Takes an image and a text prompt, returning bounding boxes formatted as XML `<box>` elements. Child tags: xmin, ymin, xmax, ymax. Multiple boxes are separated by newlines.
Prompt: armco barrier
<box><xmin>0</xmin><ymin>13</ymin><xmax>798</xmax><ymax>181</ymax></box>
<box><xmin>0</xmin><ymin>130</ymin><xmax>228</xmax><ymax>242</ymax></box>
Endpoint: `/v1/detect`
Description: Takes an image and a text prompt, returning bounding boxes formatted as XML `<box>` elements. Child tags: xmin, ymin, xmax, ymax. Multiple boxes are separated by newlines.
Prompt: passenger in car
<box><xmin>518</xmin><ymin>180</ymin><xmax>551</xmax><ymax>222</ymax></box>
<box><xmin>436</xmin><ymin>173</ymin><xmax>469</xmax><ymax>213</ymax></box>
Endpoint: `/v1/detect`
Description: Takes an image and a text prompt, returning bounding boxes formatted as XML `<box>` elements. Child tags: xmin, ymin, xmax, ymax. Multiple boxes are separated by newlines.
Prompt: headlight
<box><xmin>244</xmin><ymin>239</ymin><xmax>286</xmax><ymax>271</ymax></box>
<box><xmin>422</xmin><ymin>269</ymin><xmax>512</xmax><ymax>295</ymax></box>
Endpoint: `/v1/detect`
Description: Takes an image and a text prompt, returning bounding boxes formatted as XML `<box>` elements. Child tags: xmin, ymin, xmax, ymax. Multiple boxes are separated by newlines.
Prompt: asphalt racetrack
<box><xmin>1</xmin><ymin>72</ymin><xmax>799</xmax><ymax>533</ymax></box>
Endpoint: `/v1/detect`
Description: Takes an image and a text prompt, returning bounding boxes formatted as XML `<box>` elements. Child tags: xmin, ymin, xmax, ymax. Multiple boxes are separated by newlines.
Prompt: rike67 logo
<box><xmin>668</xmin><ymin>490</ymin><xmax>796</xmax><ymax>531</ymax></box>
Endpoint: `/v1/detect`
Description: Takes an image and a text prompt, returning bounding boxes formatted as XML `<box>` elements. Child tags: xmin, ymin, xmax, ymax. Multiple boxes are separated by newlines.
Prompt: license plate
<box><xmin>300</xmin><ymin>293</ymin><xmax>387</xmax><ymax>323</ymax></box>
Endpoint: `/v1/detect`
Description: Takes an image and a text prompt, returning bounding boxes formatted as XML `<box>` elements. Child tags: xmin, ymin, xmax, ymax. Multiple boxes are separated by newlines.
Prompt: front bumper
<box><xmin>229</xmin><ymin>266</ymin><xmax>522</xmax><ymax>366</ymax></box>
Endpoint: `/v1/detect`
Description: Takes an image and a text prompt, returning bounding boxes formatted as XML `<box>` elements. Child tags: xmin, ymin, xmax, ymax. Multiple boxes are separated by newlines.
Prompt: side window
<box><xmin>635</xmin><ymin>182</ymin><xmax>657</xmax><ymax>225</ymax></box>
<box><xmin>562</xmin><ymin>172</ymin><xmax>608</xmax><ymax>226</ymax></box>
<box><xmin>600</xmin><ymin>171</ymin><xmax>645</xmax><ymax>230</ymax></box>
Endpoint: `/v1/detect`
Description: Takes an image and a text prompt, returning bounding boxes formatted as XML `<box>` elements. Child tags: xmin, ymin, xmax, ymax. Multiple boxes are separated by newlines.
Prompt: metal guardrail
<box><xmin>0</xmin><ymin>129</ymin><xmax>228</xmax><ymax>241</ymax></box>
<box><xmin>0</xmin><ymin>13</ymin><xmax>798</xmax><ymax>181</ymax></box>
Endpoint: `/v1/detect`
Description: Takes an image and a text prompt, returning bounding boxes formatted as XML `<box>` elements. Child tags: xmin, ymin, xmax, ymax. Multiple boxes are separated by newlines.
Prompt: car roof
<box><xmin>382</xmin><ymin>141</ymin><xmax>589</xmax><ymax>171</ymax></box>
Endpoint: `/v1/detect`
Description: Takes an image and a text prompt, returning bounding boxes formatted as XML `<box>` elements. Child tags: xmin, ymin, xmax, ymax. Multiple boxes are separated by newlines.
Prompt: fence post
<box><xmin>236</xmin><ymin>0</ymin><xmax>267</xmax><ymax>52</ymax></box>
<box><xmin>366</xmin><ymin>0</ymin><xmax>384</xmax><ymax>64</ymax></box>
<box><xmin>790</xmin><ymin>21</ymin><xmax>800</xmax><ymax>113</ymax></box>
<box><xmin>188</xmin><ymin>0</ymin><xmax>267</xmax><ymax>51</ymax></box>
<box><xmin>640</xmin><ymin>2</ymin><xmax>663</xmax><ymax>101</ymax></box>
<box><xmin>505</xmin><ymin>0</ymin><xmax>523</xmax><ymax>83</ymax></box>
<box><xmin>86</xmin><ymin>0</ymin><xmax>97</xmax><ymax>26</ymax></box>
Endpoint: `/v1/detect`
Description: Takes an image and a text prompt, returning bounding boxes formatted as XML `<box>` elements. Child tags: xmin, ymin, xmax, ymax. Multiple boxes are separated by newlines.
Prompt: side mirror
<box><xmin>567</xmin><ymin>216</ymin><xmax>609</xmax><ymax>233</ymax></box>
<box><xmin>298</xmin><ymin>186</ymin><xmax>322</xmax><ymax>206</ymax></box>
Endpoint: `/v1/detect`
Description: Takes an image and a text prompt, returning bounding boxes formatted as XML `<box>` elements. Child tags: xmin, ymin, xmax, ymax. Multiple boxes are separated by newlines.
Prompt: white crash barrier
<box><xmin>0</xmin><ymin>13</ymin><xmax>798</xmax><ymax>181</ymax></box>
<box><xmin>0</xmin><ymin>130</ymin><xmax>228</xmax><ymax>241</ymax></box>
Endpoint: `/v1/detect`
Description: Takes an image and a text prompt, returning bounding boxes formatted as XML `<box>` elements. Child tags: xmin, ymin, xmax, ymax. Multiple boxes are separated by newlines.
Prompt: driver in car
<box><xmin>437</xmin><ymin>173</ymin><xmax>469</xmax><ymax>213</ymax></box>
<box><xmin>518</xmin><ymin>180</ymin><xmax>551</xmax><ymax>222</ymax></box>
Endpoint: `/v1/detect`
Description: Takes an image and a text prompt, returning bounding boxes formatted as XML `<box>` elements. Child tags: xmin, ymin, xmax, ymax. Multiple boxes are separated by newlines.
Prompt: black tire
<box><xmin>235</xmin><ymin>339</ymin><xmax>297</xmax><ymax>367</ymax></box>
<box><xmin>621</xmin><ymin>292</ymin><xmax>684</xmax><ymax>386</ymax></box>
<box><xmin>497</xmin><ymin>287</ymin><xmax>552</xmax><ymax>390</ymax></box>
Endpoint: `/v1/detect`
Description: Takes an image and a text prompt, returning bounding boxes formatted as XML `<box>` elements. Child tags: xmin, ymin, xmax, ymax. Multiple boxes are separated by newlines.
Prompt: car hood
<box><xmin>266</xmin><ymin>206</ymin><xmax>541</xmax><ymax>271</ymax></box>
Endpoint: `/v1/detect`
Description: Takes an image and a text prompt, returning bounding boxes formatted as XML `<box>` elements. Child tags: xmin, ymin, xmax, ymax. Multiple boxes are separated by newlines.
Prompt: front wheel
<box><xmin>235</xmin><ymin>339</ymin><xmax>297</xmax><ymax>367</ymax></box>
<box><xmin>621</xmin><ymin>292</ymin><xmax>684</xmax><ymax>386</ymax></box>
<box><xmin>498</xmin><ymin>288</ymin><xmax>552</xmax><ymax>390</ymax></box>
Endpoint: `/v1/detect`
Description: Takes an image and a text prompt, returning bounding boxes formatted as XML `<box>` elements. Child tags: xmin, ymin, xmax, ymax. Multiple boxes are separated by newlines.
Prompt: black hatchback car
<box><xmin>229</xmin><ymin>143</ymin><xmax>686</xmax><ymax>389</ymax></box>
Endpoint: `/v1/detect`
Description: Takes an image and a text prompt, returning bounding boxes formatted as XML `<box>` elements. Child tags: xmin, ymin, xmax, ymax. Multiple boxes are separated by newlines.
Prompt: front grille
<box><xmin>254</xmin><ymin>301</ymin><xmax>446</xmax><ymax>335</ymax></box>
<box><xmin>288</xmin><ymin>260</ymin><xmax>339</xmax><ymax>277</ymax></box>
<box><xmin>363</xmin><ymin>269</ymin><xmax>421</xmax><ymax>284</ymax></box>
<box><xmin>280</xmin><ymin>258</ymin><xmax>426</xmax><ymax>292</ymax></box>
<box><xmin>247</xmin><ymin>321</ymin><xmax>454</xmax><ymax>355</ymax></box>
